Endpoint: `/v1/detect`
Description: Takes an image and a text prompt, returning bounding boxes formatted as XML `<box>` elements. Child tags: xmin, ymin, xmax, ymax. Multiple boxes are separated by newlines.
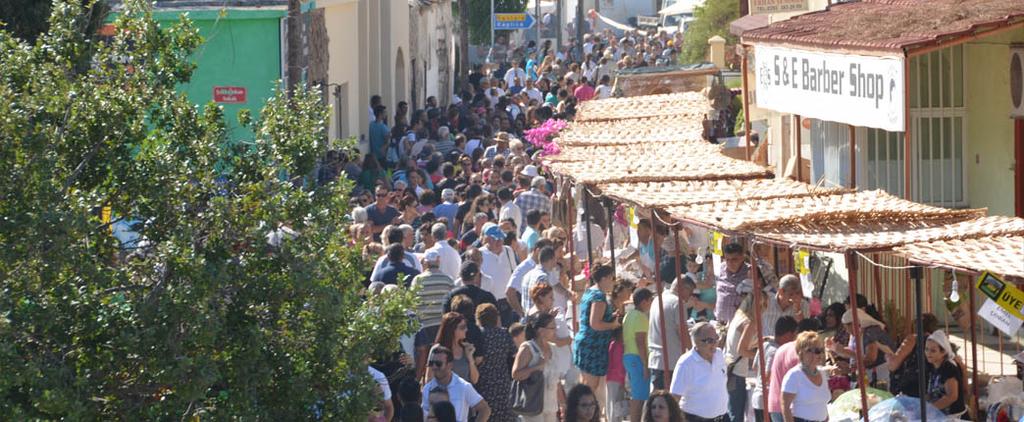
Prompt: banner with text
<box><xmin>755</xmin><ymin>45</ymin><xmax>905</xmax><ymax>132</ymax></box>
<box><xmin>750</xmin><ymin>0</ymin><xmax>808</xmax><ymax>15</ymax></box>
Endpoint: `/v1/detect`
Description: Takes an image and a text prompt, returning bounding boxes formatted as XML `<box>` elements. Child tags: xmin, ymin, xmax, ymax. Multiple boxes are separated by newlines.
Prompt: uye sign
<box><xmin>213</xmin><ymin>86</ymin><xmax>247</xmax><ymax>104</ymax></box>
<box><xmin>755</xmin><ymin>45</ymin><xmax>904</xmax><ymax>132</ymax></box>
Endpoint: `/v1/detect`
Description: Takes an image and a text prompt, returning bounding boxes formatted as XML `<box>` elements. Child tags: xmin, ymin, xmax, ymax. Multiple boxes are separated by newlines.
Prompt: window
<box><xmin>910</xmin><ymin>45</ymin><xmax>967</xmax><ymax>207</ymax></box>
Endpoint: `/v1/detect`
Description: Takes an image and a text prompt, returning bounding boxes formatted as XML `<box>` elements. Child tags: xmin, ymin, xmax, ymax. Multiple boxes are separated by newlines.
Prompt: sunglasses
<box><xmin>806</xmin><ymin>347</ymin><xmax>825</xmax><ymax>355</ymax></box>
<box><xmin>700</xmin><ymin>337</ymin><xmax>718</xmax><ymax>345</ymax></box>
<box><xmin>428</xmin><ymin>360</ymin><xmax>445</xmax><ymax>368</ymax></box>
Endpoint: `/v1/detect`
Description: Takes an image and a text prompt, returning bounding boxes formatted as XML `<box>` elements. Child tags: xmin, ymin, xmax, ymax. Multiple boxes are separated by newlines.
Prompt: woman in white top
<box><xmin>512</xmin><ymin>311</ymin><xmax>563</xmax><ymax>421</ymax></box>
<box><xmin>781</xmin><ymin>331</ymin><xmax>830</xmax><ymax>422</ymax></box>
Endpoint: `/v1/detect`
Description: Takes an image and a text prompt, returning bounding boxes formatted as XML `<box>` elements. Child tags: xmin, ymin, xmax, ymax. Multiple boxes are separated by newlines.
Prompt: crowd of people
<box><xmin>331</xmin><ymin>29</ymin><xmax>968</xmax><ymax>422</ymax></box>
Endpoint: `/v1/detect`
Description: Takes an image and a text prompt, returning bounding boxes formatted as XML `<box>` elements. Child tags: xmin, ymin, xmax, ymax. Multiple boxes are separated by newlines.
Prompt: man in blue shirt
<box><xmin>369</xmin><ymin>105</ymin><xmax>389</xmax><ymax>162</ymax></box>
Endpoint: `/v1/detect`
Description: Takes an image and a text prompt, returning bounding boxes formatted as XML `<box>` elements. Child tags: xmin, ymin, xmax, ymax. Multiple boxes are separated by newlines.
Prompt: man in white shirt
<box><xmin>762</xmin><ymin>274</ymin><xmax>809</xmax><ymax>337</ymax></box>
<box><xmin>670</xmin><ymin>322</ymin><xmax>728</xmax><ymax>421</ymax></box>
<box><xmin>523</xmin><ymin>78</ymin><xmax>544</xmax><ymax>104</ymax></box>
<box><xmin>497</xmin><ymin>188</ymin><xmax>522</xmax><ymax>231</ymax></box>
<box><xmin>421</xmin><ymin>346</ymin><xmax>491</xmax><ymax>422</ymax></box>
<box><xmin>595</xmin><ymin>74</ymin><xmax>613</xmax><ymax>100</ymax></box>
<box><xmin>368</xmin><ymin>366</ymin><xmax>394</xmax><ymax>421</ymax></box>
<box><xmin>648</xmin><ymin>275</ymin><xmax>696</xmax><ymax>390</ymax></box>
<box><xmin>503</xmin><ymin>63</ymin><xmax>527</xmax><ymax>90</ymax></box>
<box><xmin>426</xmin><ymin>223</ymin><xmax>462</xmax><ymax>280</ymax></box>
<box><xmin>505</xmin><ymin>238</ymin><xmax>553</xmax><ymax>318</ymax></box>
<box><xmin>480</xmin><ymin>225</ymin><xmax>518</xmax><ymax>325</ymax></box>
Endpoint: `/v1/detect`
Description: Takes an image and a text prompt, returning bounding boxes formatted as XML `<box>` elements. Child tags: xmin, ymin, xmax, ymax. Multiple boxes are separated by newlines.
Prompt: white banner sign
<box><xmin>755</xmin><ymin>45</ymin><xmax>905</xmax><ymax>132</ymax></box>
<box><xmin>979</xmin><ymin>298</ymin><xmax>1024</xmax><ymax>337</ymax></box>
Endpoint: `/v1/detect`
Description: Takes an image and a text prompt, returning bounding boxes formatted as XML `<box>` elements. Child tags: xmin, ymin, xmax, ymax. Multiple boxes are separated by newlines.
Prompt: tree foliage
<box><xmin>467</xmin><ymin>0</ymin><xmax>527</xmax><ymax>45</ymax></box>
<box><xmin>680</xmin><ymin>0</ymin><xmax>739</xmax><ymax>65</ymax></box>
<box><xmin>0</xmin><ymin>0</ymin><xmax>415</xmax><ymax>419</ymax></box>
<box><xmin>0</xmin><ymin>0</ymin><xmax>109</xmax><ymax>43</ymax></box>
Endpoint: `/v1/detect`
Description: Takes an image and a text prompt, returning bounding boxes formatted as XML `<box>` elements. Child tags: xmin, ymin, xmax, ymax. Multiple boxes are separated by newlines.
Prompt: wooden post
<box><xmin>583</xmin><ymin>188</ymin><xmax>594</xmax><ymax>268</ymax></box>
<box><xmin>968</xmin><ymin>276</ymin><xmax>981</xmax><ymax>416</ymax></box>
<box><xmin>903</xmin><ymin>59</ymin><xmax>912</xmax><ymax>199</ymax></box>
<box><xmin>653</xmin><ymin>218</ymin><xmax>671</xmax><ymax>382</ymax></box>
<box><xmin>674</xmin><ymin>226</ymin><xmax>691</xmax><ymax>353</ymax></box>
<box><xmin>606</xmin><ymin>198</ymin><xmax>616</xmax><ymax>275</ymax></box>
<box><xmin>846</xmin><ymin>251</ymin><xmax>870</xmax><ymax>419</ymax></box>
<box><xmin>751</xmin><ymin>239</ymin><xmax>771</xmax><ymax>421</ymax></box>
<box><xmin>741</xmin><ymin>45</ymin><xmax>753</xmax><ymax>161</ymax></box>
<box><xmin>567</xmin><ymin>182</ymin><xmax>577</xmax><ymax>332</ymax></box>
<box><xmin>911</xmin><ymin>266</ymin><xmax>928</xmax><ymax>421</ymax></box>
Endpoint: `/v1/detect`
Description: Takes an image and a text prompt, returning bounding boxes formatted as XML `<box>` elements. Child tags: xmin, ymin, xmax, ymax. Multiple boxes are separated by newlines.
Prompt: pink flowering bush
<box><xmin>523</xmin><ymin>118</ymin><xmax>567</xmax><ymax>156</ymax></box>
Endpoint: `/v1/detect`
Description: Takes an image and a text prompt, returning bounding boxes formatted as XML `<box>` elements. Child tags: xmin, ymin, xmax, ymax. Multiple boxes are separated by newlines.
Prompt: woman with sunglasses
<box><xmin>511</xmin><ymin>312</ymin><xmax>560</xmax><ymax>421</ymax></box>
<box><xmin>781</xmin><ymin>332</ymin><xmax>830</xmax><ymax>422</ymax></box>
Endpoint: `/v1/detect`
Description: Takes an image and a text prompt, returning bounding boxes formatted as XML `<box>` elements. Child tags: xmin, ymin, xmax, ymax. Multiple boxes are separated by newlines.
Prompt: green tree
<box><xmin>679</xmin><ymin>0</ymin><xmax>739</xmax><ymax>65</ymax></box>
<box><xmin>467</xmin><ymin>0</ymin><xmax>527</xmax><ymax>45</ymax></box>
<box><xmin>0</xmin><ymin>0</ymin><xmax>109</xmax><ymax>43</ymax></box>
<box><xmin>0</xmin><ymin>0</ymin><xmax>415</xmax><ymax>419</ymax></box>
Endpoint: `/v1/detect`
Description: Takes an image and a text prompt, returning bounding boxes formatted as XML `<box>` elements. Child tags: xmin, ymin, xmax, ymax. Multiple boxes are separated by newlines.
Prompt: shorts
<box><xmin>623</xmin><ymin>354</ymin><xmax>650</xmax><ymax>400</ymax></box>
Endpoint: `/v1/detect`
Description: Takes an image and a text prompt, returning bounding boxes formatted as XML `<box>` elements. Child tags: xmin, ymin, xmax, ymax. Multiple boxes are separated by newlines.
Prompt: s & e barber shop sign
<box><xmin>755</xmin><ymin>45</ymin><xmax>905</xmax><ymax>132</ymax></box>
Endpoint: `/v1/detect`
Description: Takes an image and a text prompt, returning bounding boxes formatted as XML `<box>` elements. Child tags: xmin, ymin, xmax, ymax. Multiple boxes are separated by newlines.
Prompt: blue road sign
<box><xmin>493</xmin><ymin>12</ymin><xmax>536</xmax><ymax>30</ymax></box>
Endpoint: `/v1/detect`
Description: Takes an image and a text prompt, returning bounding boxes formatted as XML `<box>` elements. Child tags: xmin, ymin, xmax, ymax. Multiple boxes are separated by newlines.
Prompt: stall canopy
<box><xmin>895</xmin><ymin>235</ymin><xmax>1024</xmax><ymax>282</ymax></box>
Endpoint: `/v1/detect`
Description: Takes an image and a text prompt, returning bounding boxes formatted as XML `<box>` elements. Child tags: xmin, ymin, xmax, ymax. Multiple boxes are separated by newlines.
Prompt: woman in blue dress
<box><xmin>573</xmin><ymin>264</ymin><xmax>621</xmax><ymax>407</ymax></box>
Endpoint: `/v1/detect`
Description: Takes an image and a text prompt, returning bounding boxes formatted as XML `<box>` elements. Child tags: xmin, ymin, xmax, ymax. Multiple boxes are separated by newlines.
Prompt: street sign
<box><xmin>213</xmin><ymin>86</ymin><xmax>247</xmax><ymax>104</ymax></box>
<box><xmin>976</xmin><ymin>271</ymin><xmax>1024</xmax><ymax>320</ymax></box>
<box><xmin>493</xmin><ymin>12</ymin><xmax>535</xmax><ymax>30</ymax></box>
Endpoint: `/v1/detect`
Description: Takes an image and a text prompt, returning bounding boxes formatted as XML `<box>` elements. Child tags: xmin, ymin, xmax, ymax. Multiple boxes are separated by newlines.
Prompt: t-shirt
<box><xmin>926</xmin><ymin>360</ymin><xmax>965</xmax><ymax>415</ymax></box>
<box><xmin>366</xmin><ymin>204</ymin><xmax>400</xmax><ymax>228</ymax></box>
<box><xmin>411</xmin><ymin>271</ymin><xmax>455</xmax><ymax>328</ymax></box>
<box><xmin>622</xmin><ymin>309</ymin><xmax>648</xmax><ymax>356</ymax></box>
<box><xmin>521</xmin><ymin>226</ymin><xmax>540</xmax><ymax>251</ymax></box>
<box><xmin>432</xmin><ymin>201</ymin><xmax>459</xmax><ymax>229</ymax></box>
<box><xmin>647</xmin><ymin>290</ymin><xmax>689</xmax><ymax>372</ymax></box>
<box><xmin>768</xmin><ymin>342</ymin><xmax>800</xmax><ymax>413</ymax></box>
<box><xmin>781</xmin><ymin>366</ymin><xmax>830</xmax><ymax>421</ymax></box>
<box><xmin>421</xmin><ymin>373</ymin><xmax>483</xmax><ymax>422</ymax></box>
<box><xmin>480</xmin><ymin>246</ymin><xmax>517</xmax><ymax>301</ymax></box>
<box><xmin>376</xmin><ymin>261</ymin><xmax>420</xmax><ymax>286</ymax></box>
<box><xmin>670</xmin><ymin>349</ymin><xmax>729</xmax><ymax>418</ymax></box>
<box><xmin>368</xmin><ymin>366</ymin><xmax>392</xmax><ymax>401</ymax></box>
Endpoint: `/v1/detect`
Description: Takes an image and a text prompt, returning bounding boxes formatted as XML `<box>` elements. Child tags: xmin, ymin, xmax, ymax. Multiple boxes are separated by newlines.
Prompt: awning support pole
<box><xmin>653</xmin><ymin>217</ymin><xmax>671</xmax><ymax>381</ymax></box>
<box><xmin>742</xmin><ymin>45</ymin><xmax>753</xmax><ymax>161</ymax></box>
<box><xmin>674</xmin><ymin>227</ymin><xmax>690</xmax><ymax>353</ymax></box>
<box><xmin>903</xmin><ymin>59</ymin><xmax>912</xmax><ymax>200</ymax></box>
<box><xmin>911</xmin><ymin>266</ymin><xmax>928</xmax><ymax>421</ymax></box>
<box><xmin>583</xmin><ymin>187</ymin><xmax>594</xmax><ymax>268</ymax></box>
<box><xmin>567</xmin><ymin>180</ymin><xmax>578</xmax><ymax>332</ymax></box>
<box><xmin>846</xmin><ymin>251</ymin><xmax>870</xmax><ymax>419</ymax></box>
<box><xmin>751</xmin><ymin>239</ymin><xmax>771</xmax><ymax>422</ymax></box>
<box><xmin>968</xmin><ymin>274</ymin><xmax>981</xmax><ymax>417</ymax></box>
<box><xmin>849</xmin><ymin>124</ymin><xmax>857</xmax><ymax>188</ymax></box>
<box><xmin>605</xmin><ymin>198</ymin><xmax>616</xmax><ymax>275</ymax></box>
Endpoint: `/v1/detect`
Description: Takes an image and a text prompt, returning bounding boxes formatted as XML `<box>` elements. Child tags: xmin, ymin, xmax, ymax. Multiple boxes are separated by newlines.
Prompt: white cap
<box><xmin>520</xmin><ymin>164</ymin><xmax>539</xmax><ymax>178</ymax></box>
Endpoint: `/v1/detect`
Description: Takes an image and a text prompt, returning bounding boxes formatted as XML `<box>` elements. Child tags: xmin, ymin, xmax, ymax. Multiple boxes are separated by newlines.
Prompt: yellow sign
<box><xmin>976</xmin><ymin>271</ymin><xmax>1024</xmax><ymax>320</ymax></box>
<box><xmin>710</xmin><ymin>231</ymin><xmax>724</xmax><ymax>256</ymax></box>
<box><xmin>101</xmin><ymin>206</ymin><xmax>113</xmax><ymax>232</ymax></box>
<box><xmin>794</xmin><ymin>249</ymin><xmax>811</xmax><ymax>275</ymax></box>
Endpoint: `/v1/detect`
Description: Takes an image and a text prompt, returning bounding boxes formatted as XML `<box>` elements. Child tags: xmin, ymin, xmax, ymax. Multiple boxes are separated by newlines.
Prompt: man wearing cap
<box><xmin>513</xmin><ymin>176</ymin><xmax>552</xmax><ymax>225</ymax></box>
<box><xmin>426</xmin><ymin>222</ymin><xmax>462</xmax><ymax>281</ymax></box>
<box><xmin>410</xmin><ymin>250</ymin><xmax>455</xmax><ymax>367</ymax></box>
<box><xmin>480</xmin><ymin>225</ymin><xmax>519</xmax><ymax>326</ymax></box>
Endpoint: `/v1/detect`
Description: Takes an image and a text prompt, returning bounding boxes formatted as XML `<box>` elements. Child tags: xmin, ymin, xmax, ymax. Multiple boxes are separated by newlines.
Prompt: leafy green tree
<box><xmin>0</xmin><ymin>0</ymin><xmax>415</xmax><ymax>419</ymax></box>
<box><xmin>679</xmin><ymin>0</ymin><xmax>739</xmax><ymax>65</ymax></box>
<box><xmin>0</xmin><ymin>0</ymin><xmax>109</xmax><ymax>43</ymax></box>
<box><xmin>467</xmin><ymin>0</ymin><xmax>527</xmax><ymax>45</ymax></box>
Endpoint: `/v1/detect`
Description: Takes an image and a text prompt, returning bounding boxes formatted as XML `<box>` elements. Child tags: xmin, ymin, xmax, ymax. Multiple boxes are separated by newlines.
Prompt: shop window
<box><xmin>865</xmin><ymin>128</ymin><xmax>906</xmax><ymax>198</ymax></box>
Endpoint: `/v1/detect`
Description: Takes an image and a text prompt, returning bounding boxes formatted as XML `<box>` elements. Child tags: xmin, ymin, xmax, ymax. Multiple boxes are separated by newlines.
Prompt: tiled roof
<box><xmin>743</xmin><ymin>0</ymin><xmax>1024</xmax><ymax>54</ymax></box>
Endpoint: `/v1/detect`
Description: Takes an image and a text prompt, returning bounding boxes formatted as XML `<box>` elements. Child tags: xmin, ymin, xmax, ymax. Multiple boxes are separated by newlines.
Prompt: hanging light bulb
<box><xmin>695</xmin><ymin>246</ymin><xmax>705</xmax><ymax>264</ymax></box>
<box><xmin>950</xmin><ymin>274</ymin><xmax>961</xmax><ymax>303</ymax></box>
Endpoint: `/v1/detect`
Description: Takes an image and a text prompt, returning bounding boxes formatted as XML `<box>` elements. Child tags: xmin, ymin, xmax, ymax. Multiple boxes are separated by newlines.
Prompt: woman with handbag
<box><xmin>511</xmin><ymin>312</ymin><xmax>560</xmax><ymax>421</ymax></box>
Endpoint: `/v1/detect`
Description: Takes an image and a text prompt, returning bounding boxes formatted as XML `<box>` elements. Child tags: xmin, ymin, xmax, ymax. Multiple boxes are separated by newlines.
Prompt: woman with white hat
<box><xmin>924</xmin><ymin>330</ymin><xmax>966</xmax><ymax>416</ymax></box>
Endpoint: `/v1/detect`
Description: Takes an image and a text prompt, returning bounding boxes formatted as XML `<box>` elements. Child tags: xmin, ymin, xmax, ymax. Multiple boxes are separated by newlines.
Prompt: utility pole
<box><xmin>490</xmin><ymin>0</ymin><xmax>495</xmax><ymax>50</ymax></box>
<box><xmin>286</xmin><ymin>0</ymin><xmax>301</xmax><ymax>97</ymax></box>
<box><xmin>575</xmin><ymin>0</ymin><xmax>584</xmax><ymax>61</ymax></box>
<box><xmin>458</xmin><ymin>0</ymin><xmax>470</xmax><ymax>91</ymax></box>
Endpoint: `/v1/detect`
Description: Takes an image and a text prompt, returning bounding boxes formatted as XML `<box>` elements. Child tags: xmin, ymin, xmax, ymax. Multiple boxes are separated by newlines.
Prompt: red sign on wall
<box><xmin>213</xmin><ymin>86</ymin><xmax>247</xmax><ymax>104</ymax></box>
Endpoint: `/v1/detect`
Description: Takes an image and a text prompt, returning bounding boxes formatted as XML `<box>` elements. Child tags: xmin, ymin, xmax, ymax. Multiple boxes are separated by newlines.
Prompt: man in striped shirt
<box><xmin>761</xmin><ymin>274</ymin><xmax>808</xmax><ymax>337</ymax></box>
<box><xmin>411</xmin><ymin>250</ymin><xmax>455</xmax><ymax>330</ymax></box>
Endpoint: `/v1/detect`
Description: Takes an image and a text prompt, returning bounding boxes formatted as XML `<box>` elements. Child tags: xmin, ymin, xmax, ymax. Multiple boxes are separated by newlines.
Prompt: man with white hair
<box><xmin>762</xmin><ymin>274</ymin><xmax>809</xmax><ymax>337</ymax></box>
<box><xmin>433</xmin><ymin>126</ymin><xmax>456</xmax><ymax>157</ymax></box>
<box><xmin>370</xmin><ymin>225</ymin><xmax>423</xmax><ymax>282</ymax></box>
<box><xmin>433</xmin><ymin>188</ymin><xmax>459</xmax><ymax>230</ymax></box>
<box><xmin>426</xmin><ymin>222</ymin><xmax>461</xmax><ymax>280</ymax></box>
<box><xmin>670</xmin><ymin>321</ymin><xmax>728</xmax><ymax>421</ymax></box>
<box><xmin>513</xmin><ymin>175</ymin><xmax>552</xmax><ymax>223</ymax></box>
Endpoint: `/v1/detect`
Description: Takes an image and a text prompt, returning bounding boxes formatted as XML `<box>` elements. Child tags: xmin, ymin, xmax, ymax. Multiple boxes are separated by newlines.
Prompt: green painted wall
<box><xmin>964</xmin><ymin>28</ymin><xmax>1024</xmax><ymax>217</ymax></box>
<box><xmin>149</xmin><ymin>8</ymin><xmax>284</xmax><ymax>142</ymax></box>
